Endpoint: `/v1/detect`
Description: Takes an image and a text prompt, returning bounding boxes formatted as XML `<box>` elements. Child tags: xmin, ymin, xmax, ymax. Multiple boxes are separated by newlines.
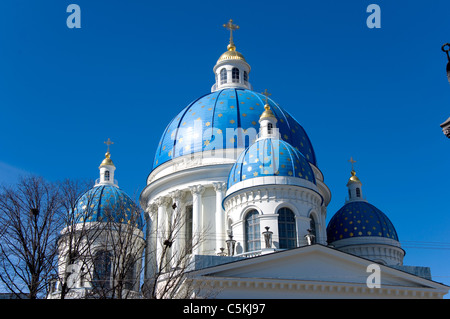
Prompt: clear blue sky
<box><xmin>1</xmin><ymin>0</ymin><xmax>450</xmax><ymax>293</ymax></box>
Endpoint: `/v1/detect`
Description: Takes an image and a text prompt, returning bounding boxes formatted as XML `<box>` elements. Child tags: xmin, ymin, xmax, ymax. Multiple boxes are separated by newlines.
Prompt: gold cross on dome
<box><xmin>104</xmin><ymin>138</ymin><xmax>114</xmax><ymax>153</ymax></box>
<box><xmin>348</xmin><ymin>156</ymin><xmax>356</xmax><ymax>171</ymax></box>
<box><xmin>223</xmin><ymin>19</ymin><xmax>239</xmax><ymax>46</ymax></box>
<box><xmin>261</xmin><ymin>89</ymin><xmax>272</xmax><ymax>104</ymax></box>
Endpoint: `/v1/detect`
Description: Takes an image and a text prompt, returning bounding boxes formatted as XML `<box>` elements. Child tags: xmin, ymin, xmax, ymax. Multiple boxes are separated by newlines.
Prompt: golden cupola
<box><xmin>260</xmin><ymin>104</ymin><xmax>276</xmax><ymax>120</ymax></box>
<box><xmin>100</xmin><ymin>151</ymin><xmax>115</xmax><ymax>167</ymax></box>
<box><xmin>347</xmin><ymin>169</ymin><xmax>361</xmax><ymax>186</ymax></box>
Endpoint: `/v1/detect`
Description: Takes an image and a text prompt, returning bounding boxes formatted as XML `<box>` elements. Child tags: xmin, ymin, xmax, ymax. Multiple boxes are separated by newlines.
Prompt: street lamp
<box><xmin>440</xmin><ymin>43</ymin><xmax>450</xmax><ymax>138</ymax></box>
<box><xmin>441</xmin><ymin>118</ymin><xmax>450</xmax><ymax>138</ymax></box>
<box><xmin>442</xmin><ymin>43</ymin><xmax>450</xmax><ymax>84</ymax></box>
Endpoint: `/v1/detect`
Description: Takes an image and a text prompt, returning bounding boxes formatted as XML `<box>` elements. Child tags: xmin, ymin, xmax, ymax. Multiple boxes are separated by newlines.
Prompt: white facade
<box><xmin>137</xmin><ymin>22</ymin><xmax>449</xmax><ymax>299</ymax></box>
<box><xmin>188</xmin><ymin>245</ymin><xmax>449</xmax><ymax>299</ymax></box>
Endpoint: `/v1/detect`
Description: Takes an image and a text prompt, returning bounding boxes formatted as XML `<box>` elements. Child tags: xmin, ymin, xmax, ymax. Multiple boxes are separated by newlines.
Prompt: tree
<box><xmin>0</xmin><ymin>175</ymin><xmax>216</xmax><ymax>299</ymax></box>
<box><xmin>50</xmin><ymin>178</ymin><xmax>99</xmax><ymax>299</ymax></box>
<box><xmin>51</xmin><ymin>188</ymin><xmax>146</xmax><ymax>299</ymax></box>
<box><xmin>0</xmin><ymin>175</ymin><xmax>62</xmax><ymax>298</ymax></box>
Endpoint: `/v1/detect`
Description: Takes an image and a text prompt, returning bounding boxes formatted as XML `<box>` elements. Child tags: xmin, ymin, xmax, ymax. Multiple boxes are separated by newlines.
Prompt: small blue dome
<box><xmin>227</xmin><ymin>137</ymin><xmax>316</xmax><ymax>188</ymax></box>
<box><xmin>73</xmin><ymin>185</ymin><xmax>144</xmax><ymax>230</ymax></box>
<box><xmin>153</xmin><ymin>88</ymin><xmax>317</xmax><ymax>169</ymax></box>
<box><xmin>326</xmin><ymin>201</ymin><xmax>399</xmax><ymax>243</ymax></box>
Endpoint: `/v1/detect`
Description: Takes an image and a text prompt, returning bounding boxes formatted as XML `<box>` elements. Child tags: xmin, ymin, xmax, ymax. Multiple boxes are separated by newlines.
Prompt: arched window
<box><xmin>104</xmin><ymin>170</ymin><xmax>110</xmax><ymax>181</ymax></box>
<box><xmin>245</xmin><ymin>210</ymin><xmax>260</xmax><ymax>252</ymax></box>
<box><xmin>356</xmin><ymin>188</ymin><xmax>361</xmax><ymax>197</ymax></box>
<box><xmin>278</xmin><ymin>208</ymin><xmax>297</xmax><ymax>249</ymax></box>
<box><xmin>220</xmin><ymin>68</ymin><xmax>227</xmax><ymax>85</ymax></box>
<box><xmin>232</xmin><ymin>67</ymin><xmax>239</xmax><ymax>83</ymax></box>
<box><xmin>124</xmin><ymin>257</ymin><xmax>136</xmax><ymax>290</ymax></box>
<box><xmin>268</xmin><ymin>123</ymin><xmax>273</xmax><ymax>134</ymax></box>
<box><xmin>309</xmin><ymin>215</ymin><xmax>317</xmax><ymax>243</ymax></box>
<box><xmin>243</xmin><ymin>71</ymin><xmax>248</xmax><ymax>82</ymax></box>
<box><xmin>93</xmin><ymin>250</ymin><xmax>112</xmax><ymax>290</ymax></box>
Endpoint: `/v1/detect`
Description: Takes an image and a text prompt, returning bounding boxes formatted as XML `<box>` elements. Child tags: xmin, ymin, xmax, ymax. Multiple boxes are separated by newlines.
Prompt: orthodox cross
<box><xmin>348</xmin><ymin>157</ymin><xmax>356</xmax><ymax>171</ymax></box>
<box><xmin>104</xmin><ymin>138</ymin><xmax>114</xmax><ymax>153</ymax></box>
<box><xmin>261</xmin><ymin>89</ymin><xmax>272</xmax><ymax>104</ymax></box>
<box><xmin>223</xmin><ymin>19</ymin><xmax>239</xmax><ymax>47</ymax></box>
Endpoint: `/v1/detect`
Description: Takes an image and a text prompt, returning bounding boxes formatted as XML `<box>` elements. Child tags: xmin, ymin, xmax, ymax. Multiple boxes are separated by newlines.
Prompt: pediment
<box><xmin>191</xmin><ymin>245</ymin><xmax>448</xmax><ymax>291</ymax></box>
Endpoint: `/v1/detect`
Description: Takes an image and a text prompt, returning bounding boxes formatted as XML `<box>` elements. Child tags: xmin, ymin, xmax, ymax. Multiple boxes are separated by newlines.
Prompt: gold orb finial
<box><xmin>347</xmin><ymin>157</ymin><xmax>361</xmax><ymax>185</ymax></box>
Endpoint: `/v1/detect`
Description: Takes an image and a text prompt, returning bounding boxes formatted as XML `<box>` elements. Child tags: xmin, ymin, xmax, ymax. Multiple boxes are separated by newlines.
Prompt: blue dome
<box><xmin>326</xmin><ymin>201</ymin><xmax>399</xmax><ymax>243</ymax></box>
<box><xmin>153</xmin><ymin>88</ymin><xmax>317</xmax><ymax>169</ymax></box>
<box><xmin>73</xmin><ymin>185</ymin><xmax>144</xmax><ymax>230</ymax></box>
<box><xmin>227</xmin><ymin>137</ymin><xmax>316</xmax><ymax>188</ymax></box>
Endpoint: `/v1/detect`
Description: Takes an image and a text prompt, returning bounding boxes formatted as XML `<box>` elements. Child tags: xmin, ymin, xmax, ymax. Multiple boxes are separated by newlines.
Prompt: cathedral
<box><xmin>48</xmin><ymin>20</ymin><xmax>449</xmax><ymax>299</ymax></box>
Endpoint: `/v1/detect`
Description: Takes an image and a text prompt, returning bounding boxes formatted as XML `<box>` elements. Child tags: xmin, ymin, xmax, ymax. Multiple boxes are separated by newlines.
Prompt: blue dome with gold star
<box><xmin>153</xmin><ymin>88</ymin><xmax>317</xmax><ymax>169</ymax></box>
<box><xmin>227</xmin><ymin>137</ymin><xmax>316</xmax><ymax>188</ymax></box>
<box><xmin>326</xmin><ymin>201</ymin><xmax>399</xmax><ymax>243</ymax></box>
<box><xmin>73</xmin><ymin>185</ymin><xmax>144</xmax><ymax>230</ymax></box>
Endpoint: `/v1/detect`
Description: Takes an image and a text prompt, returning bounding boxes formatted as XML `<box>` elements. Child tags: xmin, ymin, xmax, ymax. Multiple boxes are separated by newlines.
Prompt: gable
<box><xmin>192</xmin><ymin>245</ymin><xmax>449</xmax><ymax>291</ymax></box>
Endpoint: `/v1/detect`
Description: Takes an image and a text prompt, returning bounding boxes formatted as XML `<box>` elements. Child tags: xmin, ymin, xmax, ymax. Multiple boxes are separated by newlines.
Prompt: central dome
<box><xmin>153</xmin><ymin>88</ymin><xmax>317</xmax><ymax>169</ymax></box>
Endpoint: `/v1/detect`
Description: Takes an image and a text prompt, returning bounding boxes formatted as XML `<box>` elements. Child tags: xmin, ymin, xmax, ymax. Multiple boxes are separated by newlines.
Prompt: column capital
<box><xmin>189</xmin><ymin>184</ymin><xmax>205</xmax><ymax>196</ymax></box>
<box><xmin>169</xmin><ymin>189</ymin><xmax>186</xmax><ymax>202</ymax></box>
<box><xmin>154</xmin><ymin>196</ymin><xmax>171</xmax><ymax>207</ymax></box>
<box><xmin>212</xmin><ymin>182</ymin><xmax>227</xmax><ymax>192</ymax></box>
<box><xmin>145</xmin><ymin>202</ymin><xmax>158</xmax><ymax>214</ymax></box>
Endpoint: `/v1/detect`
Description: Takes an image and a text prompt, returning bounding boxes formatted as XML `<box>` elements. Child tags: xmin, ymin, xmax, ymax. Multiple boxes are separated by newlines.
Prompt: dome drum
<box><xmin>212</xmin><ymin>59</ymin><xmax>252</xmax><ymax>92</ymax></box>
<box><xmin>225</xmin><ymin>175</ymin><xmax>322</xmax><ymax>204</ymax></box>
<box><xmin>330</xmin><ymin>237</ymin><xmax>405</xmax><ymax>266</ymax></box>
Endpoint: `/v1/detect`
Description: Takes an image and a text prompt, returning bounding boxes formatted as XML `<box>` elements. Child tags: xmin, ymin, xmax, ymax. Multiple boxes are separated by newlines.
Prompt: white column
<box><xmin>297</xmin><ymin>216</ymin><xmax>312</xmax><ymax>246</ymax></box>
<box><xmin>144</xmin><ymin>203</ymin><xmax>158</xmax><ymax>283</ymax></box>
<box><xmin>226</xmin><ymin>67</ymin><xmax>232</xmax><ymax>85</ymax></box>
<box><xmin>258</xmin><ymin>214</ymin><xmax>278</xmax><ymax>252</ymax></box>
<box><xmin>213</xmin><ymin>182</ymin><xmax>227</xmax><ymax>254</ymax></box>
<box><xmin>155</xmin><ymin>196</ymin><xmax>170</xmax><ymax>270</ymax></box>
<box><xmin>168</xmin><ymin>189</ymin><xmax>185</xmax><ymax>263</ymax></box>
<box><xmin>189</xmin><ymin>185</ymin><xmax>205</xmax><ymax>256</ymax></box>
